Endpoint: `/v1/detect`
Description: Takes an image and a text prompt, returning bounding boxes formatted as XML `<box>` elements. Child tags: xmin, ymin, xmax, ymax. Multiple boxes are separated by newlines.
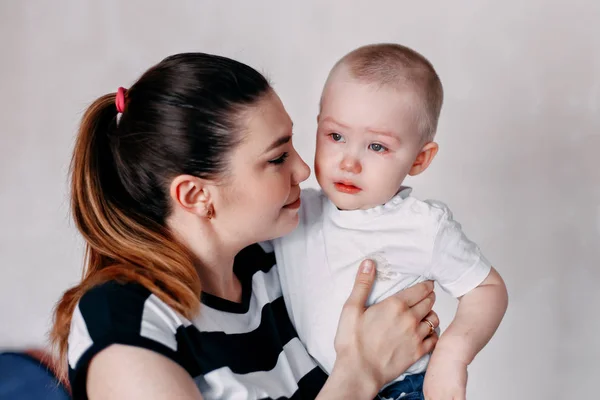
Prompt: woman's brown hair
<box><xmin>50</xmin><ymin>53</ymin><xmax>271</xmax><ymax>380</ymax></box>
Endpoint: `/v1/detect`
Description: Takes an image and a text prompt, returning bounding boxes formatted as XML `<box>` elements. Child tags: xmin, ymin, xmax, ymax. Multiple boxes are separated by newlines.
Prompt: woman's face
<box><xmin>212</xmin><ymin>91</ymin><xmax>310</xmax><ymax>248</ymax></box>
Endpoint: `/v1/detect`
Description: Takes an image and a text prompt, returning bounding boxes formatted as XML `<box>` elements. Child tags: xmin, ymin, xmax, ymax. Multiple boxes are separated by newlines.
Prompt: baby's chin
<box><xmin>324</xmin><ymin>189</ymin><xmax>371</xmax><ymax>211</ymax></box>
<box><xmin>325</xmin><ymin>188</ymin><xmax>396</xmax><ymax>211</ymax></box>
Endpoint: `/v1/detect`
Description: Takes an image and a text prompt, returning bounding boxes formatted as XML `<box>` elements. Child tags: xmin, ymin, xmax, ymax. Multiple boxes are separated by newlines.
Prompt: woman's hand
<box><xmin>318</xmin><ymin>259</ymin><xmax>439</xmax><ymax>399</ymax></box>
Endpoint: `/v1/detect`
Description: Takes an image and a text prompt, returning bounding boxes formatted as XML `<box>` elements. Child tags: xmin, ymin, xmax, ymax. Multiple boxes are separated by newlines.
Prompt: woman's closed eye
<box><xmin>268</xmin><ymin>152</ymin><xmax>289</xmax><ymax>165</ymax></box>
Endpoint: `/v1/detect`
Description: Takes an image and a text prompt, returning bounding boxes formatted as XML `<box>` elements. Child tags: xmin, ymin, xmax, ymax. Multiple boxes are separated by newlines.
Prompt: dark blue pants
<box><xmin>377</xmin><ymin>373</ymin><xmax>425</xmax><ymax>400</ymax></box>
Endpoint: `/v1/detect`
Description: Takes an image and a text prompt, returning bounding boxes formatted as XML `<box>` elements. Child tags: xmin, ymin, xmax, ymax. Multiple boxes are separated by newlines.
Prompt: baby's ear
<box><xmin>409</xmin><ymin>142</ymin><xmax>439</xmax><ymax>176</ymax></box>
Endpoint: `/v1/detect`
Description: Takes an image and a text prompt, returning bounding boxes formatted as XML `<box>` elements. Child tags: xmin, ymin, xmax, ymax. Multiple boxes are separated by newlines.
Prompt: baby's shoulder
<box><xmin>384</xmin><ymin>196</ymin><xmax>456</xmax><ymax>250</ymax></box>
<box><xmin>400</xmin><ymin>196</ymin><xmax>453</xmax><ymax>225</ymax></box>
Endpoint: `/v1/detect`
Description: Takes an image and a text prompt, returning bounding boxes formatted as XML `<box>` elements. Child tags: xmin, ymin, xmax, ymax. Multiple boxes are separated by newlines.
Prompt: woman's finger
<box><xmin>344</xmin><ymin>259</ymin><xmax>377</xmax><ymax>309</ymax></box>
<box><xmin>420</xmin><ymin>331</ymin><xmax>439</xmax><ymax>355</ymax></box>
<box><xmin>417</xmin><ymin>311</ymin><xmax>439</xmax><ymax>338</ymax></box>
<box><xmin>408</xmin><ymin>290</ymin><xmax>436</xmax><ymax>321</ymax></box>
<box><xmin>393</xmin><ymin>280</ymin><xmax>434</xmax><ymax>307</ymax></box>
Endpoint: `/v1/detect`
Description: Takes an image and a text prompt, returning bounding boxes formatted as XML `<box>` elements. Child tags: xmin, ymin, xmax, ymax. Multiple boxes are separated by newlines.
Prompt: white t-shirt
<box><xmin>272</xmin><ymin>187</ymin><xmax>491</xmax><ymax>379</ymax></box>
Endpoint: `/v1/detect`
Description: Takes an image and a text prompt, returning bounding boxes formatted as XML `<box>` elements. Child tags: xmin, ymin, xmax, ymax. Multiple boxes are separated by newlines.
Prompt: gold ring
<box><xmin>424</xmin><ymin>318</ymin><xmax>435</xmax><ymax>336</ymax></box>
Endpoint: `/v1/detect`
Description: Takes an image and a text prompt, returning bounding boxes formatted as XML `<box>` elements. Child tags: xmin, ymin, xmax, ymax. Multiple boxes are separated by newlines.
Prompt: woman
<box><xmin>51</xmin><ymin>52</ymin><xmax>439</xmax><ymax>399</ymax></box>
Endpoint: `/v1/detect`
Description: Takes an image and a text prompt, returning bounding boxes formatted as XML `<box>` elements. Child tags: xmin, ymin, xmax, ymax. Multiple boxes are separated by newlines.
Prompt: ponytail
<box><xmin>50</xmin><ymin>93</ymin><xmax>201</xmax><ymax>381</ymax></box>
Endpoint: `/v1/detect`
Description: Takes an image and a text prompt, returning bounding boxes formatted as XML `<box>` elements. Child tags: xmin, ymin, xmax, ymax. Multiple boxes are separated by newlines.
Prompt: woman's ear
<box><xmin>169</xmin><ymin>175</ymin><xmax>213</xmax><ymax>218</ymax></box>
<box><xmin>409</xmin><ymin>142</ymin><xmax>439</xmax><ymax>176</ymax></box>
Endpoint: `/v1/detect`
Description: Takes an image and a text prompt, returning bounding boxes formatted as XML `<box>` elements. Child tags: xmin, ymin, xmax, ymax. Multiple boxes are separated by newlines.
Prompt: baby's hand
<box><xmin>423</xmin><ymin>356</ymin><xmax>467</xmax><ymax>400</ymax></box>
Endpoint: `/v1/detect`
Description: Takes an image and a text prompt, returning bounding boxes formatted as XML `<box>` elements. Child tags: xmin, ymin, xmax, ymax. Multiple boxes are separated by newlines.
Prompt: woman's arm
<box><xmin>317</xmin><ymin>260</ymin><xmax>439</xmax><ymax>399</ymax></box>
<box><xmin>87</xmin><ymin>345</ymin><xmax>203</xmax><ymax>400</ymax></box>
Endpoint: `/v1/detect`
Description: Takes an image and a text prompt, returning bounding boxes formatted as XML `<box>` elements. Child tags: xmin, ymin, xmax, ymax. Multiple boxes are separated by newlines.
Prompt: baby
<box><xmin>273</xmin><ymin>44</ymin><xmax>508</xmax><ymax>399</ymax></box>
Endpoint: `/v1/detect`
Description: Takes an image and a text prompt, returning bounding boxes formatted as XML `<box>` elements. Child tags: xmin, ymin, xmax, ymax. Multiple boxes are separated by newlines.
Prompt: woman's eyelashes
<box><xmin>269</xmin><ymin>152</ymin><xmax>289</xmax><ymax>165</ymax></box>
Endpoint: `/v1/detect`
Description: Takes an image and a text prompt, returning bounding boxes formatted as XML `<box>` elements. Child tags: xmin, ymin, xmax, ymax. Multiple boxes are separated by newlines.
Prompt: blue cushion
<box><xmin>0</xmin><ymin>352</ymin><xmax>70</xmax><ymax>399</ymax></box>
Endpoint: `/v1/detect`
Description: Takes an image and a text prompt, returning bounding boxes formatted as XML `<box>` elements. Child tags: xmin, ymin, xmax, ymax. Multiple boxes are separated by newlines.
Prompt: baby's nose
<box><xmin>340</xmin><ymin>156</ymin><xmax>362</xmax><ymax>174</ymax></box>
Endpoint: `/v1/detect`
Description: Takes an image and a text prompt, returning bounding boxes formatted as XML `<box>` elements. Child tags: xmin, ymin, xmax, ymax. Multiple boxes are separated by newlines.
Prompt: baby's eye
<box><xmin>329</xmin><ymin>133</ymin><xmax>344</xmax><ymax>142</ymax></box>
<box><xmin>369</xmin><ymin>143</ymin><xmax>388</xmax><ymax>153</ymax></box>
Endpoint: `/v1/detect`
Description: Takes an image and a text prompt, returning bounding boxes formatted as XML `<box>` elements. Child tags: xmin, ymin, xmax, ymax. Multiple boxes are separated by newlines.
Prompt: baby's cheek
<box><xmin>314</xmin><ymin>151</ymin><xmax>329</xmax><ymax>175</ymax></box>
<box><xmin>320</xmin><ymin>145</ymin><xmax>338</xmax><ymax>164</ymax></box>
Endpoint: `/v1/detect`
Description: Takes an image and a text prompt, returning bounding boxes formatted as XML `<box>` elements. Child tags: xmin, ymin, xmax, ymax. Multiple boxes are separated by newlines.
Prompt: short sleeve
<box><xmin>67</xmin><ymin>282</ymin><xmax>188</xmax><ymax>399</ymax></box>
<box><xmin>426</xmin><ymin>202</ymin><xmax>492</xmax><ymax>298</ymax></box>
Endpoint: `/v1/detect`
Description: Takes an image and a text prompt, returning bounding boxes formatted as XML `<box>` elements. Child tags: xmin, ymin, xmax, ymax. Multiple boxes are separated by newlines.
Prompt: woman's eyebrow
<box><xmin>264</xmin><ymin>135</ymin><xmax>292</xmax><ymax>153</ymax></box>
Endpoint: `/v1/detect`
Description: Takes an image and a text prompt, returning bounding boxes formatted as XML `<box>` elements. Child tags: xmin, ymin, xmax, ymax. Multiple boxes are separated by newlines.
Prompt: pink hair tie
<box><xmin>115</xmin><ymin>87</ymin><xmax>127</xmax><ymax>113</ymax></box>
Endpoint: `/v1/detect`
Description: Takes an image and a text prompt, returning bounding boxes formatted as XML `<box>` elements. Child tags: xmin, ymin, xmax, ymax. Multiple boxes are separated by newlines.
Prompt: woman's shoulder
<box><xmin>72</xmin><ymin>281</ymin><xmax>155</xmax><ymax>339</ymax></box>
<box><xmin>78</xmin><ymin>280</ymin><xmax>152</xmax><ymax>312</ymax></box>
<box><xmin>68</xmin><ymin>281</ymin><xmax>186</xmax><ymax>374</ymax></box>
<box><xmin>71</xmin><ymin>280</ymin><xmax>188</xmax><ymax>344</ymax></box>
<box><xmin>68</xmin><ymin>281</ymin><xmax>192</xmax><ymax>398</ymax></box>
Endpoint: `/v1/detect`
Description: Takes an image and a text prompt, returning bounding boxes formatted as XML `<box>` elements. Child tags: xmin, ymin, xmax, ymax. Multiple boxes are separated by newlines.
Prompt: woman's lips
<box><xmin>334</xmin><ymin>182</ymin><xmax>362</xmax><ymax>194</ymax></box>
<box><xmin>283</xmin><ymin>197</ymin><xmax>301</xmax><ymax>209</ymax></box>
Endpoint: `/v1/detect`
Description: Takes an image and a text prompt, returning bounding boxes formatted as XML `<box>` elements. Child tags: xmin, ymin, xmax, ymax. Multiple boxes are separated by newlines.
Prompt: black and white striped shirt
<box><xmin>67</xmin><ymin>244</ymin><xmax>327</xmax><ymax>399</ymax></box>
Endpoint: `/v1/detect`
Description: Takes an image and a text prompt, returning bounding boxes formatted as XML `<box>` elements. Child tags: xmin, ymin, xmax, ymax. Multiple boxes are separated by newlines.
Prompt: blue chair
<box><xmin>0</xmin><ymin>351</ymin><xmax>70</xmax><ymax>399</ymax></box>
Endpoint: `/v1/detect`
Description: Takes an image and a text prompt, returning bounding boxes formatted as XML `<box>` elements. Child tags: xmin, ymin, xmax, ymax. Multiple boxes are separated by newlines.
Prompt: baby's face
<box><xmin>315</xmin><ymin>72</ymin><xmax>425</xmax><ymax>210</ymax></box>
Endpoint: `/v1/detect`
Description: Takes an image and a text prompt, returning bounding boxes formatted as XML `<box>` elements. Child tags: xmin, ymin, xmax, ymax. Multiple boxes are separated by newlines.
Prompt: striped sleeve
<box><xmin>67</xmin><ymin>282</ymin><xmax>188</xmax><ymax>399</ymax></box>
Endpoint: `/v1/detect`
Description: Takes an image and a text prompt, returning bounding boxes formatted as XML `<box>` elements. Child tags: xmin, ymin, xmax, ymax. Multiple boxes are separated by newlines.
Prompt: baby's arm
<box><xmin>434</xmin><ymin>266</ymin><xmax>508</xmax><ymax>366</ymax></box>
<box><xmin>423</xmin><ymin>268</ymin><xmax>507</xmax><ymax>400</ymax></box>
<box><xmin>422</xmin><ymin>202</ymin><xmax>508</xmax><ymax>399</ymax></box>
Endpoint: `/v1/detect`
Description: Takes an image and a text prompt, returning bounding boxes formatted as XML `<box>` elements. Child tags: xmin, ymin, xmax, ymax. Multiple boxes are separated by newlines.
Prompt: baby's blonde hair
<box><xmin>329</xmin><ymin>43</ymin><xmax>444</xmax><ymax>143</ymax></box>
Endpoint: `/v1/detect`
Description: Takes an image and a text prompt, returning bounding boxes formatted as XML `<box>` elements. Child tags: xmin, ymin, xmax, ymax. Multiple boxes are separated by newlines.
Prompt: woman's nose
<box><xmin>292</xmin><ymin>153</ymin><xmax>311</xmax><ymax>184</ymax></box>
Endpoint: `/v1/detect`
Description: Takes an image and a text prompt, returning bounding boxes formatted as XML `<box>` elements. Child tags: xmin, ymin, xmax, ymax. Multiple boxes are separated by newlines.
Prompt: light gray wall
<box><xmin>1</xmin><ymin>1</ymin><xmax>598</xmax><ymax>399</ymax></box>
